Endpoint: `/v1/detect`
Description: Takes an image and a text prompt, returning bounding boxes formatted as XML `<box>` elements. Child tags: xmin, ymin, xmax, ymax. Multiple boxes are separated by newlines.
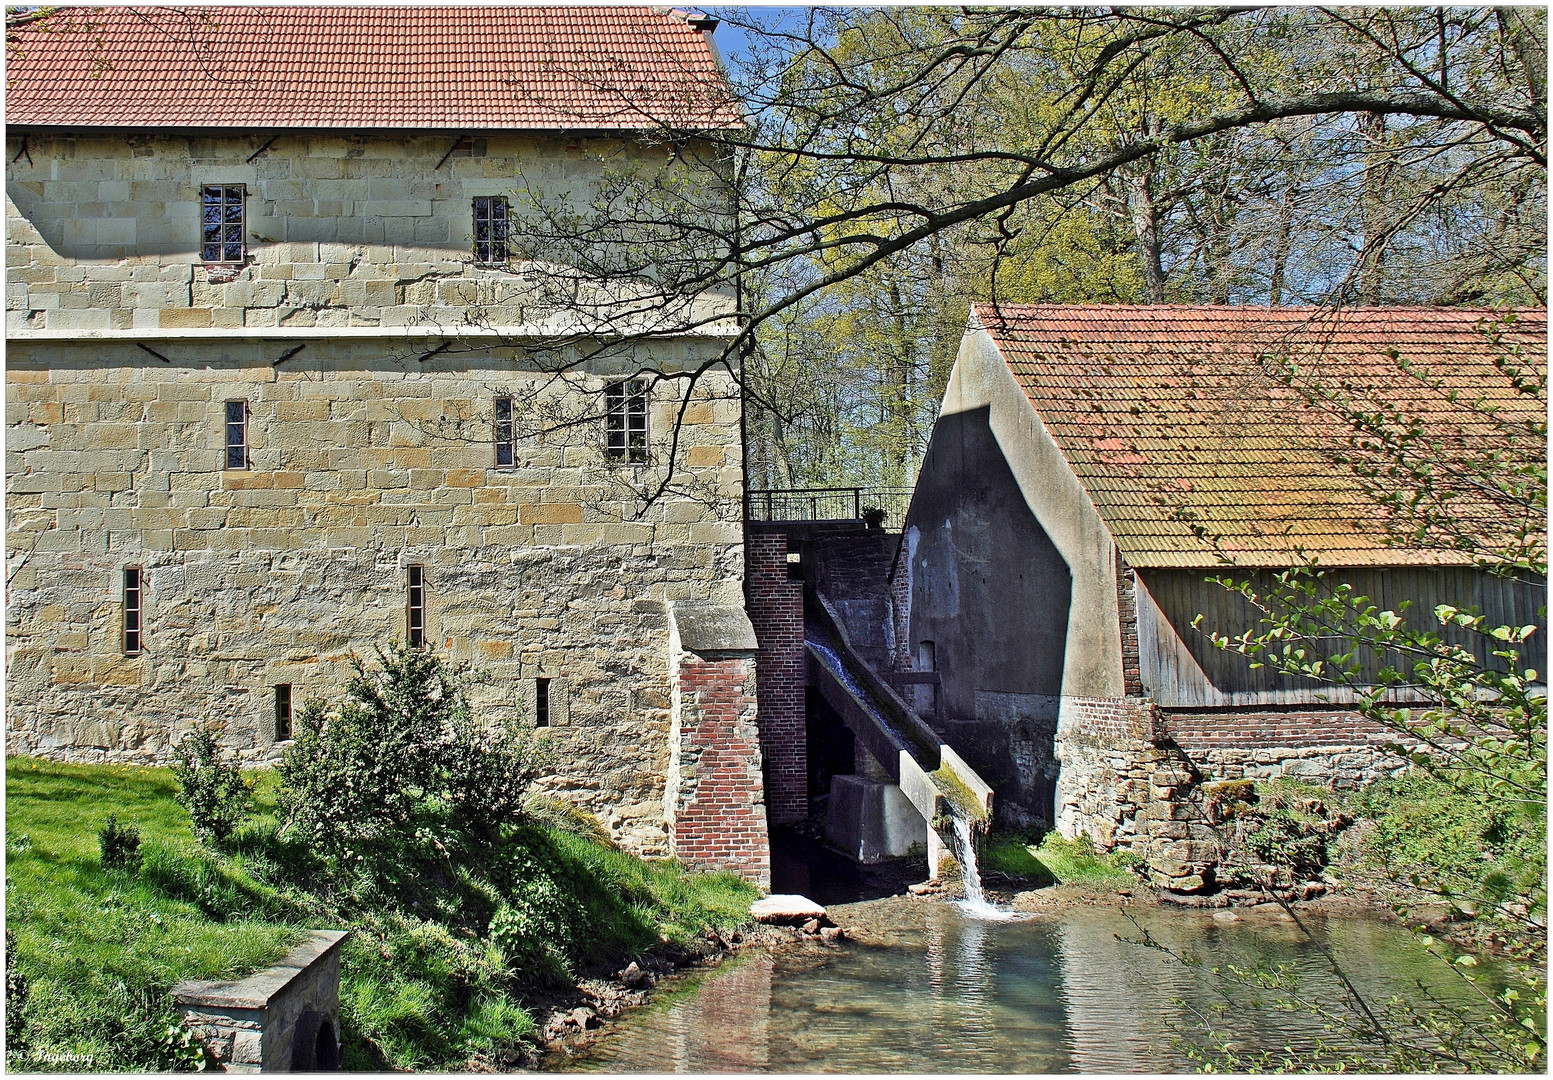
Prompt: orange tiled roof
<box><xmin>5</xmin><ymin>6</ymin><xmax>737</xmax><ymax>131</ymax></box>
<box><xmin>975</xmin><ymin>303</ymin><xmax>1548</xmax><ymax>568</ymax></box>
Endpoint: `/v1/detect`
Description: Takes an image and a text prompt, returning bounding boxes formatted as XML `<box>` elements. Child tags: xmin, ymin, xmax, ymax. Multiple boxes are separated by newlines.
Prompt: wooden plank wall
<box><xmin>1136</xmin><ymin>567</ymin><xmax>1547</xmax><ymax>709</ymax></box>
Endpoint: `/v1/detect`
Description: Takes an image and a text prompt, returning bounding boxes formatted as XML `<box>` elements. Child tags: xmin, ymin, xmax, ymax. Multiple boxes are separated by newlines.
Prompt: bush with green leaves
<box><xmin>275</xmin><ymin>643</ymin><xmax>550</xmax><ymax>862</ymax></box>
<box><xmin>6</xmin><ymin>928</ymin><xmax>28</xmax><ymax>1069</ymax></box>
<box><xmin>97</xmin><ymin>814</ymin><xmax>142</xmax><ymax>871</ymax></box>
<box><xmin>172</xmin><ymin>722</ymin><xmax>252</xmax><ymax>844</ymax></box>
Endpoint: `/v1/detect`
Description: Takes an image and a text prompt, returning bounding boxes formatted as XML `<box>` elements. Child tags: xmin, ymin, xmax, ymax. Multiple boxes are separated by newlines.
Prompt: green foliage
<box><xmin>521</xmin><ymin>792</ymin><xmax>616</xmax><ymax>849</ymax></box>
<box><xmin>1350</xmin><ymin>772</ymin><xmax>1547</xmax><ymax>929</ymax></box>
<box><xmin>275</xmin><ymin>643</ymin><xmax>550</xmax><ymax>861</ymax></box>
<box><xmin>97</xmin><ymin>814</ymin><xmax>142</xmax><ymax>872</ymax></box>
<box><xmin>172</xmin><ymin>721</ymin><xmax>252</xmax><ymax>844</ymax></box>
<box><xmin>6</xmin><ymin>928</ymin><xmax>29</xmax><ymax>1070</ymax></box>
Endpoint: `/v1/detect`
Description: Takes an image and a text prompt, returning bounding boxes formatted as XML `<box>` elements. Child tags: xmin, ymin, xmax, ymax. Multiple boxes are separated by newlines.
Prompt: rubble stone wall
<box><xmin>5</xmin><ymin>339</ymin><xmax>744</xmax><ymax>857</ymax></box>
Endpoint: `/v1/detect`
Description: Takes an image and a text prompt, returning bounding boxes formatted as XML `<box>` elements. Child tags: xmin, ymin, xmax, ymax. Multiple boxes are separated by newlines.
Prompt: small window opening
<box><xmin>274</xmin><ymin>684</ymin><xmax>293</xmax><ymax>741</ymax></box>
<box><xmin>535</xmin><ymin>677</ymin><xmax>551</xmax><ymax>728</ymax></box>
<box><xmin>917</xmin><ymin>640</ymin><xmax>936</xmax><ymax>671</ymax></box>
<box><xmin>605</xmin><ymin>380</ymin><xmax>648</xmax><ymax>463</ymax></box>
<box><xmin>201</xmin><ymin>184</ymin><xmax>246</xmax><ymax>263</ymax></box>
<box><xmin>473</xmin><ymin>196</ymin><xmax>509</xmax><ymax>263</ymax></box>
<box><xmin>407</xmin><ymin>564</ymin><xmax>426</xmax><ymax>648</ymax></box>
<box><xmin>123</xmin><ymin>567</ymin><xmax>143</xmax><ymax>655</ymax></box>
<box><xmin>225</xmin><ymin>400</ymin><xmax>248</xmax><ymax>469</ymax></box>
<box><xmin>494</xmin><ymin>396</ymin><xmax>517</xmax><ymax>468</ymax></box>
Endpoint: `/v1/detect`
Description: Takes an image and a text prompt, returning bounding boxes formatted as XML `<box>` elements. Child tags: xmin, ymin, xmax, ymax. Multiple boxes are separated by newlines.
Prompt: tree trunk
<box><xmin>1269</xmin><ymin>186</ymin><xmax>1296</xmax><ymax>307</ymax></box>
<box><xmin>1358</xmin><ymin>112</ymin><xmax>1391</xmax><ymax>305</ymax></box>
<box><xmin>1124</xmin><ymin>169</ymin><xmax>1167</xmax><ymax>304</ymax></box>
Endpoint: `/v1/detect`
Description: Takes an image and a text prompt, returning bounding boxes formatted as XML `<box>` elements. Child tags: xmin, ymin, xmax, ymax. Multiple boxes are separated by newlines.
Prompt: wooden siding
<box><xmin>1136</xmin><ymin>567</ymin><xmax>1547</xmax><ymax>709</ymax></box>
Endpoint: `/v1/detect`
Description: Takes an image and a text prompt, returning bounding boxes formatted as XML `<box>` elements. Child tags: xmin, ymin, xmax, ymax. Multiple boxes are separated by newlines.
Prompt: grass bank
<box><xmin>5</xmin><ymin>757</ymin><xmax>758</xmax><ymax>1071</ymax></box>
<box><xmin>979</xmin><ymin>830</ymin><xmax>1142</xmax><ymax>887</ymax></box>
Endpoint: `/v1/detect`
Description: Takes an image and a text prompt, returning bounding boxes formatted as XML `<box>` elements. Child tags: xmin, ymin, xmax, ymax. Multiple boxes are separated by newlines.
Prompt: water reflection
<box><xmin>564</xmin><ymin>899</ymin><xmax>1494</xmax><ymax>1074</ymax></box>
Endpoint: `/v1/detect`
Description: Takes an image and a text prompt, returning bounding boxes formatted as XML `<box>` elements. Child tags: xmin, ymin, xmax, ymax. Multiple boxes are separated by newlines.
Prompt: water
<box><xmin>948</xmin><ymin>814</ymin><xmax>1021</xmax><ymax>922</ymax></box>
<box><xmin>559</xmin><ymin>898</ymin><xmax>1510</xmax><ymax>1073</ymax></box>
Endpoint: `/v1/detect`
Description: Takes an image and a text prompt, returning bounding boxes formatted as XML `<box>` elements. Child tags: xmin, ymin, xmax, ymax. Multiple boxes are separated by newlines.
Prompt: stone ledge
<box><xmin>669</xmin><ymin>600</ymin><xmax>758</xmax><ymax>654</ymax></box>
<box><xmin>174</xmin><ymin>929</ymin><xmax>348</xmax><ymax>1011</ymax></box>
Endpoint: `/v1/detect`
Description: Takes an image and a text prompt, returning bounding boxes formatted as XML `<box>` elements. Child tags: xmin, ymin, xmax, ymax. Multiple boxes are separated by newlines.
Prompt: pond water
<box><xmin>558</xmin><ymin>896</ymin><xmax>1500</xmax><ymax>1073</ymax></box>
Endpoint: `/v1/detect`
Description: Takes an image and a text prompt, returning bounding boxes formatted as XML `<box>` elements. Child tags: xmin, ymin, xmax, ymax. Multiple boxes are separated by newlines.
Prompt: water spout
<box><xmin>949</xmin><ymin>814</ymin><xmax>1022</xmax><ymax>921</ymax></box>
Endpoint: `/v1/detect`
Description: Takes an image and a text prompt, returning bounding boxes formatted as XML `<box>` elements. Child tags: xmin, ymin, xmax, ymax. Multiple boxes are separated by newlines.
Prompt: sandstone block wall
<box><xmin>5</xmin><ymin>338</ymin><xmax>744</xmax><ymax>856</ymax></box>
<box><xmin>6</xmin><ymin>131</ymin><xmax>731</xmax><ymax>333</ymax></box>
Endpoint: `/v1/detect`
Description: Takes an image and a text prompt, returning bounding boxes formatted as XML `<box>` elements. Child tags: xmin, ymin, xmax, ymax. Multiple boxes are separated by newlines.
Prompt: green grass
<box><xmin>980</xmin><ymin>829</ymin><xmax>1141</xmax><ymax>888</ymax></box>
<box><xmin>6</xmin><ymin>759</ymin><xmax>302</xmax><ymax>1071</ymax></box>
<box><xmin>7</xmin><ymin>757</ymin><xmax>760</xmax><ymax>1072</ymax></box>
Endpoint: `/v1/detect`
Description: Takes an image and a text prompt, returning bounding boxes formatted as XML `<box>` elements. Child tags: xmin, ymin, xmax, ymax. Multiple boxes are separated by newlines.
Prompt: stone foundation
<box><xmin>1057</xmin><ymin>697</ymin><xmax>1413</xmax><ymax>892</ymax></box>
<box><xmin>174</xmin><ymin>929</ymin><xmax>348</xmax><ymax>1073</ymax></box>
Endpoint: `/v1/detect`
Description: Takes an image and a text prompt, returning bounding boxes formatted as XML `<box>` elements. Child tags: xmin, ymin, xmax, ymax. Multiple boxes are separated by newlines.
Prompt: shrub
<box><xmin>276</xmin><ymin>643</ymin><xmax>548</xmax><ymax>861</ymax></box>
<box><xmin>6</xmin><ymin>929</ymin><xmax>28</xmax><ymax>1068</ymax></box>
<box><xmin>172</xmin><ymin>722</ymin><xmax>251</xmax><ymax>844</ymax></box>
<box><xmin>98</xmin><ymin>814</ymin><xmax>142</xmax><ymax>871</ymax></box>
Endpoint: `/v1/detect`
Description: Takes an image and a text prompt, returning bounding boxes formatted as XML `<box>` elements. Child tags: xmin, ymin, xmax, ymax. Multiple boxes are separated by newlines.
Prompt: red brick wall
<box><xmin>744</xmin><ymin>529</ymin><xmax>807</xmax><ymax>824</ymax></box>
<box><xmin>1116</xmin><ymin>557</ymin><xmax>1144</xmax><ymax>697</ymax></box>
<box><xmin>1164</xmin><ymin>709</ymin><xmax>1398</xmax><ymax>750</ymax></box>
<box><xmin>669</xmin><ymin>653</ymin><xmax>771</xmax><ymax>886</ymax></box>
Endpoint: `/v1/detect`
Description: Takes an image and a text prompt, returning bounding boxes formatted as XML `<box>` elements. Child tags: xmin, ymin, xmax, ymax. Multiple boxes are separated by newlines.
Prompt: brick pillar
<box><xmin>743</xmin><ymin>529</ymin><xmax>807</xmax><ymax>824</ymax></box>
<box><xmin>666</xmin><ymin>652</ymin><xmax>771</xmax><ymax>886</ymax></box>
<box><xmin>1116</xmin><ymin>554</ymin><xmax>1144</xmax><ymax>698</ymax></box>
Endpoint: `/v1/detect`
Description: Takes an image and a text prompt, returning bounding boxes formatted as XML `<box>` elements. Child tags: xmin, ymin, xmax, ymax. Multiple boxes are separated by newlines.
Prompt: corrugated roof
<box><xmin>975</xmin><ymin>303</ymin><xmax>1548</xmax><ymax>569</ymax></box>
<box><xmin>5</xmin><ymin>6</ymin><xmax>738</xmax><ymax>130</ymax></box>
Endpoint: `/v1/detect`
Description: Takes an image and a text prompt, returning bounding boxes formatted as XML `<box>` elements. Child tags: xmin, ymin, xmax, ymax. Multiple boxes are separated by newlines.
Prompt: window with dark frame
<box><xmin>472</xmin><ymin>196</ymin><xmax>509</xmax><ymax>263</ymax></box>
<box><xmin>604</xmin><ymin>380</ymin><xmax>648</xmax><ymax>463</ymax></box>
<box><xmin>494</xmin><ymin>396</ymin><xmax>517</xmax><ymax>468</ymax></box>
<box><xmin>407</xmin><ymin>564</ymin><xmax>426</xmax><ymax>648</ymax></box>
<box><xmin>535</xmin><ymin>677</ymin><xmax>551</xmax><ymax>728</ymax></box>
<box><xmin>201</xmin><ymin>185</ymin><xmax>246</xmax><ymax>263</ymax></box>
<box><xmin>274</xmin><ymin>684</ymin><xmax>293</xmax><ymax>741</ymax></box>
<box><xmin>123</xmin><ymin>567</ymin><xmax>143</xmax><ymax>656</ymax></box>
<box><xmin>225</xmin><ymin>400</ymin><xmax>248</xmax><ymax>469</ymax></box>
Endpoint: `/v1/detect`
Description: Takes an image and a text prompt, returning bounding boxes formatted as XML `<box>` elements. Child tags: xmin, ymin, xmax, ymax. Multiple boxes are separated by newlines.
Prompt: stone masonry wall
<box><xmin>6</xmin><ymin>130</ymin><xmax>731</xmax><ymax>333</ymax></box>
<box><xmin>743</xmin><ymin>528</ymin><xmax>806</xmax><ymax>824</ymax></box>
<box><xmin>5</xmin><ymin>339</ymin><xmax>744</xmax><ymax>857</ymax></box>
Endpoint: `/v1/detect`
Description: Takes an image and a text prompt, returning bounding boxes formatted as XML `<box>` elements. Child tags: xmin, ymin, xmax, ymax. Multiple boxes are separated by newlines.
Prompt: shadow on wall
<box><xmin>905</xmin><ymin>405</ymin><xmax>1072</xmax><ymax>829</ymax></box>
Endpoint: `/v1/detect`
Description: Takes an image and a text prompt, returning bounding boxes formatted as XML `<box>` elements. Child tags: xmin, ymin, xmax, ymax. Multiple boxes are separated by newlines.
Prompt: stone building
<box><xmin>891</xmin><ymin>303</ymin><xmax>1546</xmax><ymax>884</ymax></box>
<box><xmin>5</xmin><ymin>6</ymin><xmax>771</xmax><ymax>882</ymax></box>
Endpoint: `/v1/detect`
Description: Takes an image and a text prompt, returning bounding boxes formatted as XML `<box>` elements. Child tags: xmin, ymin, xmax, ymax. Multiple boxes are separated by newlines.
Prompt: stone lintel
<box><xmin>174</xmin><ymin>929</ymin><xmax>349</xmax><ymax>1011</ymax></box>
<box><xmin>669</xmin><ymin>600</ymin><xmax>757</xmax><ymax>655</ymax></box>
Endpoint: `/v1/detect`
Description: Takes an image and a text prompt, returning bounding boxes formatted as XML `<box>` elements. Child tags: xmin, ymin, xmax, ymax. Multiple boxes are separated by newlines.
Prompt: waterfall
<box><xmin>950</xmin><ymin>813</ymin><xmax>1019</xmax><ymax>920</ymax></box>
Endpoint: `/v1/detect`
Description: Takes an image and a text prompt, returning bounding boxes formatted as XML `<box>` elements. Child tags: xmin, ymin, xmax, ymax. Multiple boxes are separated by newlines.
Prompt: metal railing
<box><xmin>744</xmin><ymin>487</ymin><xmax>913</xmax><ymax>524</ymax></box>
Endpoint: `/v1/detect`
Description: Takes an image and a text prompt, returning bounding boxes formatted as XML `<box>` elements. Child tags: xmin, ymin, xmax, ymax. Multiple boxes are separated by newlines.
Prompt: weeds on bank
<box><xmin>980</xmin><ymin>829</ymin><xmax>1142</xmax><ymax>887</ymax></box>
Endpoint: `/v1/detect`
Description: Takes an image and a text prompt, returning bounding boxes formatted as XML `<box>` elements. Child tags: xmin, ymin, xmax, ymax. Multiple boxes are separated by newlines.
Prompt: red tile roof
<box><xmin>5</xmin><ymin>6</ymin><xmax>738</xmax><ymax>130</ymax></box>
<box><xmin>975</xmin><ymin>303</ymin><xmax>1548</xmax><ymax>568</ymax></box>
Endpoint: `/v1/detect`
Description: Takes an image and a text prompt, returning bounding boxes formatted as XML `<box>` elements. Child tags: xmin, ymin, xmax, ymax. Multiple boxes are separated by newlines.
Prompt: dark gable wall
<box><xmin>905</xmin><ymin>404</ymin><xmax>1072</xmax><ymax>827</ymax></box>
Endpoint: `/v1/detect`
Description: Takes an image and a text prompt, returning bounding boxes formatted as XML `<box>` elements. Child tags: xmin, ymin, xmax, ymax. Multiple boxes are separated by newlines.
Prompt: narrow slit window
<box><xmin>123</xmin><ymin>567</ymin><xmax>143</xmax><ymax>656</ymax></box>
<box><xmin>407</xmin><ymin>564</ymin><xmax>426</xmax><ymax>648</ymax></box>
<box><xmin>201</xmin><ymin>185</ymin><xmax>246</xmax><ymax>263</ymax></box>
<box><xmin>274</xmin><ymin>684</ymin><xmax>293</xmax><ymax>741</ymax></box>
<box><xmin>472</xmin><ymin>196</ymin><xmax>509</xmax><ymax>263</ymax></box>
<box><xmin>535</xmin><ymin>677</ymin><xmax>551</xmax><ymax>728</ymax></box>
<box><xmin>605</xmin><ymin>380</ymin><xmax>648</xmax><ymax>463</ymax></box>
<box><xmin>225</xmin><ymin>400</ymin><xmax>248</xmax><ymax>469</ymax></box>
<box><xmin>494</xmin><ymin>396</ymin><xmax>516</xmax><ymax>468</ymax></box>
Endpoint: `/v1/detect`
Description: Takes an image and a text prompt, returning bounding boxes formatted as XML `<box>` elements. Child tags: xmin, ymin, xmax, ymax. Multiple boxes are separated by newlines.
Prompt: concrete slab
<box><xmin>825</xmin><ymin>774</ymin><xmax>928</xmax><ymax>863</ymax></box>
<box><xmin>750</xmin><ymin>894</ymin><xmax>827</xmax><ymax>924</ymax></box>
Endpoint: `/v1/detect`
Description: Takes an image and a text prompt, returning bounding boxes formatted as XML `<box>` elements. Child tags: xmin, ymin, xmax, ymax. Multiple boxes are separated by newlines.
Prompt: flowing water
<box><xmin>558</xmin><ymin>897</ymin><xmax>1509</xmax><ymax>1073</ymax></box>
